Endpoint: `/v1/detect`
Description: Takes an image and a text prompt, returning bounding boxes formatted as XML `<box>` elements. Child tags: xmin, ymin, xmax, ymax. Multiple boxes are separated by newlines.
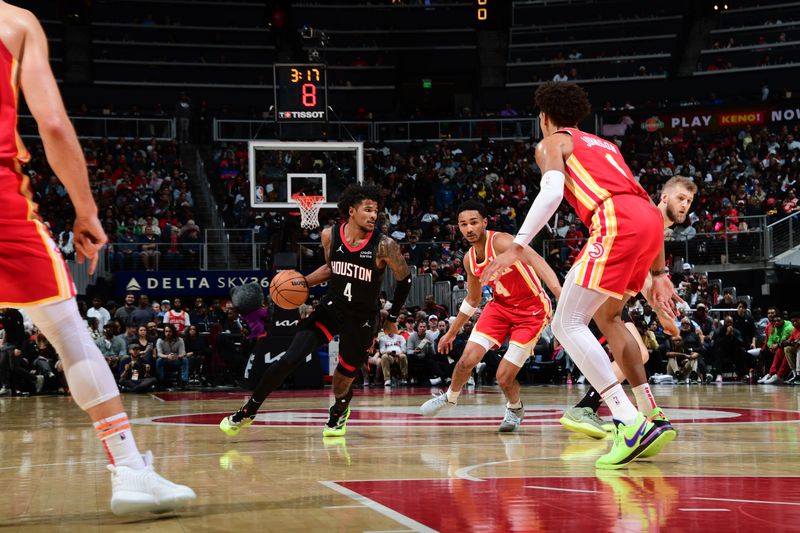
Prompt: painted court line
<box><xmin>525</xmin><ymin>485</ymin><xmax>599</xmax><ymax>494</ymax></box>
<box><xmin>679</xmin><ymin>508</ymin><xmax>730</xmax><ymax>512</ymax></box>
<box><xmin>692</xmin><ymin>496</ymin><xmax>800</xmax><ymax>506</ymax></box>
<box><xmin>324</xmin><ymin>504</ymin><xmax>368</xmax><ymax>509</ymax></box>
<box><xmin>319</xmin><ymin>480</ymin><xmax>437</xmax><ymax>533</ymax></box>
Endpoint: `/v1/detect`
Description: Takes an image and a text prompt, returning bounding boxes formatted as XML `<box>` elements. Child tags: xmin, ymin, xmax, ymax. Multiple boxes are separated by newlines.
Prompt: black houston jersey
<box><xmin>328</xmin><ymin>223</ymin><xmax>386</xmax><ymax>314</ymax></box>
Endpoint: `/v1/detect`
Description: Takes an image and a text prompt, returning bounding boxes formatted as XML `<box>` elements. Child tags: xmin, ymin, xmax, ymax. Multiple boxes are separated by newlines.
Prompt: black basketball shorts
<box><xmin>300</xmin><ymin>298</ymin><xmax>380</xmax><ymax>377</ymax></box>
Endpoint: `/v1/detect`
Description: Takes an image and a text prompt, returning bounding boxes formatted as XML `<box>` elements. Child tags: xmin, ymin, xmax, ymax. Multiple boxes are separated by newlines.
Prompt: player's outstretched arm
<box><xmin>480</xmin><ymin>135</ymin><xmax>569</xmax><ymax>285</ymax></box>
<box><xmin>17</xmin><ymin>9</ymin><xmax>106</xmax><ymax>273</ymax></box>
<box><xmin>492</xmin><ymin>232</ymin><xmax>562</xmax><ymax>299</ymax></box>
<box><xmin>439</xmin><ymin>262</ymin><xmax>481</xmax><ymax>354</ymax></box>
<box><xmin>305</xmin><ymin>227</ymin><xmax>332</xmax><ymax>287</ymax></box>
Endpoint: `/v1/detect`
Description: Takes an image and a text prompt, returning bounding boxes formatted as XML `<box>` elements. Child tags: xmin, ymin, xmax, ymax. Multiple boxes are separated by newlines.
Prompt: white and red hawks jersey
<box><xmin>555</xmin><ymin>128</ymin><xmax>650</xmax><ymax>228</ymax></box>
<box><xmin>378</xmin><ymin>333</ymin><xmax>406</xmax><ymax>355</ymax></box>
<box><xmin>466</xmin><ymin>230</ymin><xmax>551</xmax><ymax>315</ymax></box>
<box><xmin>164</xmin><ymin>309</ymin><xmax>191</xmax><ymax>334</ymax></box>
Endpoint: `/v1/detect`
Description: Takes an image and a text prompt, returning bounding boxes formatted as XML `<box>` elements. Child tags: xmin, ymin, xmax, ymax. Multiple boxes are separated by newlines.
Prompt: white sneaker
<box><xmin>498</xmin><ymin>405</ymin><xmax>524</xmax><ymax>433</ymax></box>
<box><xmin>765</xmin><ymin>374</ymin><xmax>783</xmax><ymax>385</ymax></box>
<box><xmin>758</xmin><ymin>374</ymin><xmax>771</xmax><ymax>384</ymax></box>
<box><xmin>475</xmin><ymin>362</ymin><xmax>487</xmax><ymax>375</ymax></box>
<box><xmin>384</xmin><ymin>379</ymin><xmax>392</xmax><ymax>387</ymax></box>
<box><xmin>429</xmin><ymin>377</ymin><xmax>442</xmax><ymax>385</ymax></box>
<box><xmin>108</xmin><ymin>451</ymin><xmax>196</xmax><ymax>515</ymax></box>
<box><xmin>467</xmin><ymin>376</ymin><xmax>475</xmax><ymax>386</ymax></box>
<box><xmin>420</xmin><ymin>393</ymin><xmax>456</xmax><ymax>417</ymax></box>
<box><xmin>577</xmin><ymin>375</ymin><xmax>586</xmax><ymax>384</ymax></box>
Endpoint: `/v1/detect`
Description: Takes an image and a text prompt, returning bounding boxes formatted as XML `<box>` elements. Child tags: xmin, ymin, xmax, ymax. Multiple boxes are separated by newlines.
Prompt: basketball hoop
<box><xmin>292</xmin><ymin>194</ymin><xmax>325</xmax><ymax>229</ymax></box>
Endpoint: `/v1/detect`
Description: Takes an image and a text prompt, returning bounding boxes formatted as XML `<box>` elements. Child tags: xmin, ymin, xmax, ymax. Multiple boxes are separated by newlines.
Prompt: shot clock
<box><xmin>273</xmin><ymin>63</ymin><xmax>328</xmax><ymax>122</ymax></box>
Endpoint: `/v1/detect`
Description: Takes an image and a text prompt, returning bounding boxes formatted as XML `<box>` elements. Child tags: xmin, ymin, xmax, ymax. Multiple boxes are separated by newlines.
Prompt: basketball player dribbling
<box><xmin>0</xmin><ymin>2</ymin><xmax>194</xmax><ymax>513</ymax></box>
<box><xmin>420</xmin><ymin>200</ymin><xmax>561</xmax><ymax>432</ymax></box>
<box><xmin>482</xmin><ymin>82</ymin><xmax>679</xmax><ymax>469</ymax></box>
<box><xmin>560</xmin><ymin>176</ymin><xmax>695</xmax><ymax>439</ymax></box>
<box><xmin>220</xmin><ymin>184</ymin><xmax>412</xmax><ymax>438</ymax></box>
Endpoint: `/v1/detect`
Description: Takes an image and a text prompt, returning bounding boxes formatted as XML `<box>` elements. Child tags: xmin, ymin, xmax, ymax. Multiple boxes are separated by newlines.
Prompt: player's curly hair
<box><xmin>337</xmin><ymin>183</ymin><xmax>383</xmax><ymax>218</ymax></box>
<box><xmin>456</xmin><ymin>199</ymin><xmax>488</xmax><ymax>219</ymax></box>
<box><xmin>534</xmin><ymin>81</ymin><xmax>592</xmax><ymax>128</ymax></box>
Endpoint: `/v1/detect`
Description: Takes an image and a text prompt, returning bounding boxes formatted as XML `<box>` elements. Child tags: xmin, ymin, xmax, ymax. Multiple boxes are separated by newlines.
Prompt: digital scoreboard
<box><xmin>273</xmin><ymin>63</ymin><xmax>328</xmax><ymax>122</ymax></box>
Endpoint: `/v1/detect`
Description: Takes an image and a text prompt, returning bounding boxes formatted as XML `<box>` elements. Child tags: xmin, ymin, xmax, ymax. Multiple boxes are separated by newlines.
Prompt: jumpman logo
<box><xmin>362</xmin><ymin>321</ymin><xmax>371</xmax><ymax>328</ymax></box>
<box><xmin>337</xmin><ymin>245</ymin><xmax>344</xmax><ymax>253</ymax></box>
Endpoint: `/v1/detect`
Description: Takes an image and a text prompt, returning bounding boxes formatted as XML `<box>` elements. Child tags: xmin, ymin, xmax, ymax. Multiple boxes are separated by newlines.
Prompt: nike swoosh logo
<box><xmin>624</xmin><ymin>420</ymin><xmax>648</xmax><ymax>448</ymax></box>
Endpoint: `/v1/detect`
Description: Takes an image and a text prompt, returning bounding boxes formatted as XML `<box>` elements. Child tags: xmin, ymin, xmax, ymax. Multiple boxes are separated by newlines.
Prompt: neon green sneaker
<box><xmin>559</xmin><ymin>406</ymin><xmax>609</xmax><ymax>440</ymax></box>
<box><xmin>637</xmin><ymin>407</ymin><xmax>677</xmax><ymax>459</ymax></box>
<box><xmin>323</xmin><ymin>406</ymin><xmax>350</xmax><ymax>437</ymax></box>
<box><xmin>596</xmin><ymin>412</ymin><xmax>662</xmax><ymax>470</ymax></box>
<box><xmin>219</xmin><ymin>412</ymin><xmax>254</xmax><ymax>437</ymax></box>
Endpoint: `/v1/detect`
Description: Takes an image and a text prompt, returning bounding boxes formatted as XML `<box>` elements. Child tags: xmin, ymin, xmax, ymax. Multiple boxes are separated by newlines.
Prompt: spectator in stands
<box><xmin>760</xmin><ymin>312</ymin><xmax>795</xmax><ymax>384</ymax></box>
<box><xmin>113</xmin><ymin>225</ymin><xmax>139</xmax><ymax>271</ymax></box>
<box><xmin>131</xmin><ymin>294</ymin><xmax>158</xmax><ymax>327</ymax></box>
<box><xmin>119</xmin><ymin>345</ymin><xmax>157</xmax><ymax>393</ymax></box>
<box><xmin>733</xmin><ymin>300</ymin><xmax>756</xmax><ymax>348</ymax></box>
<box><xmin>189</xmin><ymin>302</ymin><xmax>212</xmax><ymax>334</ymax></box>
<box><xmin>95</xmin><ymin>323</ymin><xmax>126</xmax><ymax>377</ymax></box>
<box><xmin>666</xmin><ymin>336</ymin><xmax>700</xmax><ymax>383</ymax></box>
<box><xmin>164</xmin><ymin>298</ymin><xmax>191</xmax><ymax>334</ymax></box>
<box><xmin>87</xmin><ymin>317</ymin><xmax>103</xmax><ymax>341</ymax></box>
<box><xmin>155</xmin><ymin>324</ymin><xmax>188</xmax><ymax>389</ymax></box>
<box><xmin>422</xmin><ymin>294</ymin><xmax>448</xmax><ymax>321</ymax></box>
<box><xmin>57</xmin><ymin>221</ymin><xmax>74</xmax><ymax>260</ymax></box>
<box><xmin>678</xmin><ymin>317</ymin><xmax>706</xmax><ymax>382</ymax></box>
<box><xmin>140</xmin><ymin>224</ymin><xmax>161</xmax><ymax>271</ymax></box>
<box><xmin>87</xmin><ymin>298</ymin><xmax>112</xmax><ymax>329</ymax></box>
<box><xmin>378</xmin><ymin>327</ymin><xmax>408</xmax><ymax>387</ymax></box>
<box><xmin>407</xmin><ymin>321</ymin><xmax>438</xmax><ymax>385</ymax></box>
<box><xmin>114</xmin><ymin>293</ymin><xmax>137</xmax><ymax>327</ymax></box>
<box><xmin>183</xmin><ymin>325</ymin><xmax>209</xmax><ymax>385</ymax></box>
<box><xmin>711</xmin><ymin>315</ymin><xmax>747</xmax><ymax>382</ymax></box>
<box><xmin>785</xmin><ymin>313</ymin><xmax>800</xmax><ymax>384</ymax></box>
<box><xmin>754</xmin><ymin>306</ymin><xmax>778</xmax><ymax>376</ymax></box>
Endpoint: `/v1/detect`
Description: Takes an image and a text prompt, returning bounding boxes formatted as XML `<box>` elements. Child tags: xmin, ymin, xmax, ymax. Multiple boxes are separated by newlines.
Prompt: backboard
<box><xmin>248</xmin><ymin>141</ymin><xmax>364</xmax><ymax>210</ymax></box>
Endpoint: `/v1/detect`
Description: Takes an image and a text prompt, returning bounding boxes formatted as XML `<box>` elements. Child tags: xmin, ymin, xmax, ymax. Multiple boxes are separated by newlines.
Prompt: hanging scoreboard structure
<box><xmin>273</xmin><ymin>63</ymin><xmax>328</xmax><ymax>122</ymax></box>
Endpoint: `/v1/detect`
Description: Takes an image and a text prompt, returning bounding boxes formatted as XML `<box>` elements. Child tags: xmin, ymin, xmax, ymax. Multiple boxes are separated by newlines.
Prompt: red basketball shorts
<box><xmin>573</xmin><ymin>194</ymin><xmax>663</xmax><ymax>299</ymax></box>
<box><xmin>0</xmin><ymin>162</ymin><xmax>75</xmax><ymax>307</ymax></box>
<box><xmin>471</xmin><ymin>300</ymin><xmax>549</xmax><ymax>355</ymax></box>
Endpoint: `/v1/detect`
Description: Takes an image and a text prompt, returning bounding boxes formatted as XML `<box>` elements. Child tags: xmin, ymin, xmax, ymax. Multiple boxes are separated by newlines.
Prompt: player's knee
<box><xmin>496</xmin><ymin>367</ymin><xmax>516</xmax><ymax>389</ymax></box>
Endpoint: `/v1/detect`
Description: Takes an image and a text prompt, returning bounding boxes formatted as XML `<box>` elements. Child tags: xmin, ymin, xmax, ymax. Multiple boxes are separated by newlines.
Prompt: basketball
<box><xmin>269</xmin><ymin>270</ymin><xmax>309</xmax><ymax>309</ymax></box>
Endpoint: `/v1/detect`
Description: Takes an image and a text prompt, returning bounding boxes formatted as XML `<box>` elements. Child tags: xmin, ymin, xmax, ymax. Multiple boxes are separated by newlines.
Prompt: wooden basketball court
<box><xmin>2</xmin><ymin>384</ymin><xmax>799</xmax><ymax>531</ymax></box>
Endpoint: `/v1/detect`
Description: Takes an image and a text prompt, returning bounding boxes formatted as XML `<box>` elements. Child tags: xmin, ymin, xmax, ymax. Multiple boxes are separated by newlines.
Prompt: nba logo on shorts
<box><xmin>588</xmin><ymin>242</ymin><xmax>605</xmax><ymax>259</ymax></box>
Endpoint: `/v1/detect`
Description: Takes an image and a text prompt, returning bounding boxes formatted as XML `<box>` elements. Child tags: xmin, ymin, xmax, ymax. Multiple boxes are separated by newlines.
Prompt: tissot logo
<box><xmin>282</xmin><ymin>110</ymin><xmax>325</xmax><ymax>119</ymax></box>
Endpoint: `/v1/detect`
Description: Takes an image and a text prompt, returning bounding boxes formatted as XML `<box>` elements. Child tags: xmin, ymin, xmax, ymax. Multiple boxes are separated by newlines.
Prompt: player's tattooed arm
<box><xmin>305</xmin><ymin>227</ymin><xmax>331</xmax><ymax>287</ymax></box>
<box><xmin>378</xmin><ymin>235</ymin><xmax>410</xmax><ymax>280</ymax></box>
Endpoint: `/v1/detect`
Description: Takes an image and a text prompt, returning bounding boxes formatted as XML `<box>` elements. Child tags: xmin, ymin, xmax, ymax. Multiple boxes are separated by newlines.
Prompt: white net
<box><xmin>292</xmin><ymin>195</ymin><xmax>325</xmax><ymax>229</ymax></box>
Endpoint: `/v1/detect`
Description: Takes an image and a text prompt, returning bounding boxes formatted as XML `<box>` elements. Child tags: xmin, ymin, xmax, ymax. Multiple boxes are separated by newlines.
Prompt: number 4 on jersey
<box><xmin>343</xmin><ymin>282</ymin><xmax>352</xmax><ymax>301</ymax></box>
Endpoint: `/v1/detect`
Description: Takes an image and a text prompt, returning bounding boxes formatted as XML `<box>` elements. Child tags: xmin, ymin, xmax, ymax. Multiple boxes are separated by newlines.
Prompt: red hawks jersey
<box><xmin>0</xmin><ymin>39</ymin><xmax>29</xmax><ymax>163</ymax></box>
<box><xmin>556</xmin><ymin>128</ymin><xmax>649</xmax><ymax>227</ymax></box>
<box><xmin>466</xmin><ymin>231</ymin><xmax>551</xmax><ymax>315</ymax></box>
<box><xmin>165</xmin><ymin>309</ymin><xmax>190</xmax><ymax>333</ymax></box>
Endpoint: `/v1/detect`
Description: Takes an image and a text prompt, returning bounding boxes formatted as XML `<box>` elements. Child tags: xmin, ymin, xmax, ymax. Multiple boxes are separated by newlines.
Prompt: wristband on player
<box><xmin>387</xmin><ymin>274</ymin><xmax>413</xmax><ymax>321</ymax></box>
<box><xmin>650</xmin><ymin>268</ymin><xmax>669</xmax><ymax>277</ymax></box>
<box><xmin>459</xmin><ymin>300</ymin><xmax>478</xmax><ymax>317</ymax></box>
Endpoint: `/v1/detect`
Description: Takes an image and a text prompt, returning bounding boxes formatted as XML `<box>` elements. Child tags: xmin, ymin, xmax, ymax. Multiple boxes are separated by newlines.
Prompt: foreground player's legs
<box><xmin>24</xmin><ymin>299</ymin><xmax>195</xmax><ymax>515</ymax></box>
<box><xmin>221</xmin><ymin>328</ymin><xmax>325</xmax><ymax>435</ymax></box>
<box><xmin>562</xmin><ymin>321</ymin><xmax>648</xmax><ymax>438</ymax></box>
<box><xmin>552</xmin><ymin>269</ymin><xmax>667</xmax><ymax>469</ymax></box>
